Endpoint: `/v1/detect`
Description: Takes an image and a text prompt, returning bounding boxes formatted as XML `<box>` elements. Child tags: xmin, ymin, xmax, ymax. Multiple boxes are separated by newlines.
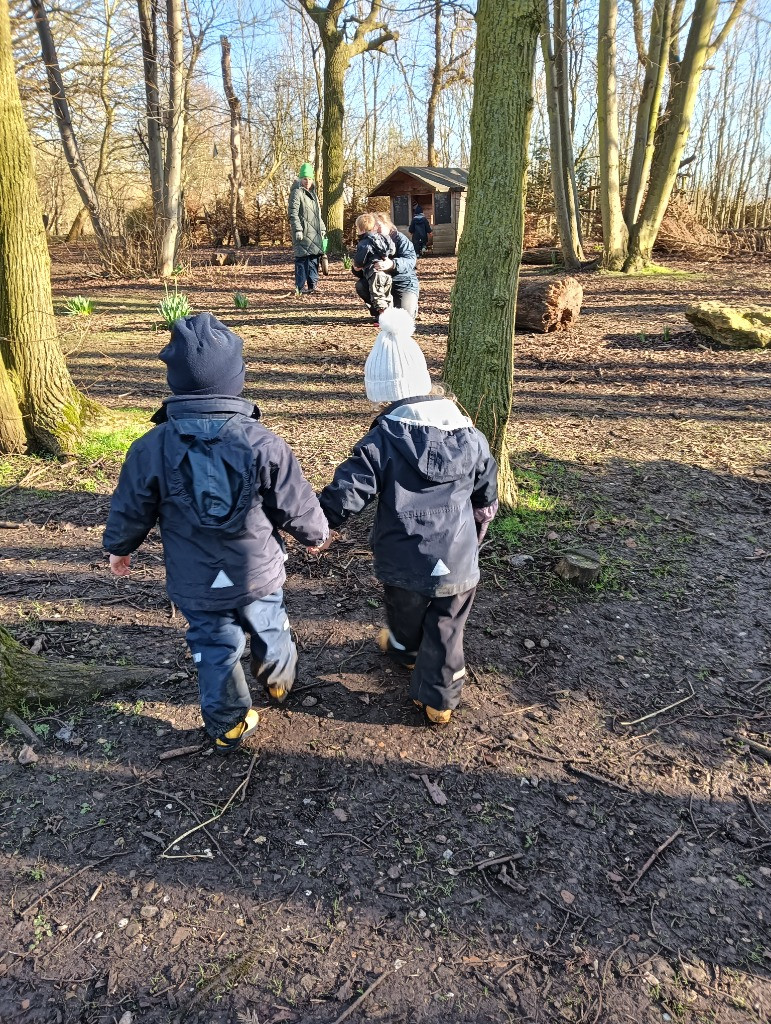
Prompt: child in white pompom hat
<box><xmin>318</xmin><ymin>308</ymin><xmax>498</xmax><ymax>723</ymax></box>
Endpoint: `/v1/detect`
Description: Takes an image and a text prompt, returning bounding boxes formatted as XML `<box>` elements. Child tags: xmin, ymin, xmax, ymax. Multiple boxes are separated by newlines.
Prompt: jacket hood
<box><xmin>377</xmin><ymin>397</ymin><xmax>478</xmax><ymax>484</ymax></box>
<box><xmin>151</xmin><ymin>395</ymin><xmax>261</xmax><ymax>424</ymax></box>
<box><xmin>161</xmin><ymin>397</ymin><xmax>261</xmax><ymax>532</ymax></box>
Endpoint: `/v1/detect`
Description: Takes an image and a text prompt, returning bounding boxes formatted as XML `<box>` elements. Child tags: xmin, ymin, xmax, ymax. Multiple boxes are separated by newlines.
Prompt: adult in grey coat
<box><xmin>288</xmin><ymin>162</ymin><xmax>326</xmax><ymax>295</ymax></box>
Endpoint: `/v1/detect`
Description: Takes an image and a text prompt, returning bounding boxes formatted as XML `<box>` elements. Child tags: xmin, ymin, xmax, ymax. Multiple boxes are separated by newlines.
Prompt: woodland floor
<box><xmin>1</xmin><ymin>245</ymin><xmax>770</xmax><ymax>1024</ymax></box>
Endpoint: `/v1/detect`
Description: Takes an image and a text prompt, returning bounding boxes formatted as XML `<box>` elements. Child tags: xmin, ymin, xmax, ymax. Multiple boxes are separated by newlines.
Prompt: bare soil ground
<box><xmin>1</xmin><ymin>246</ymin><xmax>770</xmax><ymax>1024</ymax></box>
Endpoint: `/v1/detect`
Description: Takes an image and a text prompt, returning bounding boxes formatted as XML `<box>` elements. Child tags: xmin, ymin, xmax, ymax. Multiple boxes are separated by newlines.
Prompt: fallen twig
<box><xmin>736</xmin><ymin>735</ymin><xmax>771</xmax><ymax>762</ymax></box>
<box><xmin>158</xmin><ymin>752</ymin><xmax>259</xmax><ymax>863</ymax></box>
<box><xmin>158</xmin><ymin>743</ymin><xmax>207</xmax><ymax>761</ymax></box>
<box><xmin>21</xmin><ymin>852</ymin><xmax>129</xmax><ymax>917</ymax></box>
<box><xmin>456</xmin><ymin>851</ymin><xmax>525</xmax><ymax>873</ymax></box>
<box><xmin>625</xmin><ymin>827</ymin><xmax>682</xmax><ymax>895</ymax></box>
<box><xmin>566</xmin><ymin>763</ymin><xmax>629</xmax><ymax>792</ymax></box>
<box><xmin>330</xmin><ymin>966</ymin><xmax>395</xmax><ymax>1024</ymax></box>
<box><xmin>743</xmin><ymin>792</ymin><xmax>770</xmax><ymax>835</ymax></box>
<box><xmin>621</xmin><ymin>680</ymin><xmax>695</xmax><ymax>727</ymax></box>
<box><xmin>3</xmin><ymin>710</ymin><xmax>40</xmax><ymax>748</ymax></box>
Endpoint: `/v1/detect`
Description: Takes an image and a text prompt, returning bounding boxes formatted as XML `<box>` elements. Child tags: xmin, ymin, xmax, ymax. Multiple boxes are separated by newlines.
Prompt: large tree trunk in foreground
<box><xmin>597</xmin><ymin>0</ymin><xmax>628</xmax><ymax>269</ymax></box>
<box><xmin>515</xmin><ymin>276</ymin><xmax>583</xmax><ymax>333</ymax></box>
<box><xmin>444</xmin><ymin>0</ymin><xmax>540</xmax><ymax>509</ymax></box>
<box><xmin>0</xmin><ymin>626</ymin><xmax>156</xmax><ymax>712</ymax></box>
<box><xmin>0</xmin><ymin>0</ymin><xmax>88</xmax><ymax>454</ymax></box>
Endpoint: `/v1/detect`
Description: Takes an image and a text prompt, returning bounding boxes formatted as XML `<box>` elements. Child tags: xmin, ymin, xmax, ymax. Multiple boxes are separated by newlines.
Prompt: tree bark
<box><xmin>624</xmin><ymin>0</ymin><xmax>672</xmax><ymax>230</ymax></box>
<box><xmin>597</xmin><ymin>0</ymin><xmax>628</xmax><ymax>269</ymax></box>
<box><xmin>427</xmin><ymin>0</ymin><xmax>442</xmax><ymax>167</ymax></box>
<box><xmin>158</xmin><ymin>0</ymin><xmax>185</xmax><ymax>277</ymax></box>
<box><xmin>221</xmin><ymin>35</ymin><xmax>244</xmax><ymax>250</ymax></box>
<box><xmin>624</xmin><ymin>0</ymin><xmax>741</xmax><ymax>271</ymax></box>
<box><xmin>29</xmin><ymin>0</ymin><xmax>108</xmax><ymax>245</ymax></box>
<box><xmin>298</xmin><ymin>1</ymin><xmax>395</xmax><ymax>257</ymax></box>
<box><xmin>137</xmin><ymin>0</ymin><xmax>165</xmax><ymax>222</ymax></box>
<box><xmin>65</xmin><ymin>205</ymin><xmax>90</xmax><ymax>242</ymax></box>
<box><xmin>541</xmin><ymin>2</ymin><xmax>581</xmax><ymax>270</ymax></box>
<box><xmin>553</xmin><ymin>0</ymin><xmax>584</xmax><ymax>251</ymax></box>
<box><xmin>0</xmin><ymin>625</ymin><xmax>156</xmax><ymax>712</ymax></box>
<box><xmin>0</xmin><ymin>0</ymin><xmax>87</xmax><ymax>454</ymax></box>
<box><xmin>444</xmin><ymin>0</ymin><xmax>541</xmax><ymax>509</ymax></box>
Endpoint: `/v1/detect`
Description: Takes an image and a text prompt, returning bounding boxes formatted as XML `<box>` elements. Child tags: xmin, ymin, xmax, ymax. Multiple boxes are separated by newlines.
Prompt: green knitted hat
<box><xmin>299</xmin><ymin>162</ymin><xmax>314</xmax><ymax>180</ymax></box>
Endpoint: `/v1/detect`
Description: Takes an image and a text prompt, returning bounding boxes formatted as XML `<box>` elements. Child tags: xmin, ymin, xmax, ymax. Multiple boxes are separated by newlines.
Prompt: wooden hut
<box><xmin>368</xmin><ymin>166</ymin><xmax>468</xmax><ymax>255</ymax></box>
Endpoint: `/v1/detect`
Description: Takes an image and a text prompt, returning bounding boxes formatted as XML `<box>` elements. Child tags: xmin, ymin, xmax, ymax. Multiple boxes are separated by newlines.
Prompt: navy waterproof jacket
<box><xmin>319</xmin><ymin>396</ymin><xmax>498</xmax><ymax>597</ymax></box>
<box><xmin>103</xmin><ymin>395</ymin><xmax>328</xmax><ymax>610</ymax></box>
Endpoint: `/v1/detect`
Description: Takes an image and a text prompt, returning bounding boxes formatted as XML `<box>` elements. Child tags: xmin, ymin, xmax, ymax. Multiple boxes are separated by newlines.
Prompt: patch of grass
<box><xmin>63</xmin><ymin>296</ymin><xmax>94</xmax><ymax>316</ymax></box>
<box><xmin>601</xmin><ymin>264</ymin><xmax>699</xmax><ymax>279</ymax></box>
<box><xmin>75</xmin><ymin>408</ymin><xmax>149</xmax><ymax>463</ymax></box>
<box><xmin>233</xmin><ymin>291</ymin><xmax>249</xmax><ymax>309</ymax></box>
<box><xmin>491</xmin><ymin>468</ymin><xmax>563</xmax><ymax>546</ymax></box>
<box><xmin>158</xmin><ymin>283</ymin><xmax>192</xmax><ymax>328</ymax></box>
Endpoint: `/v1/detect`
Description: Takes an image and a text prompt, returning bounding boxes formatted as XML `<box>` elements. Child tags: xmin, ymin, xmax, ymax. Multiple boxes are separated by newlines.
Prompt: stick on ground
<box><xmin>625</xmin><ymin>827</ymin><xmax>682</xmax><ymax>895</ymax></box>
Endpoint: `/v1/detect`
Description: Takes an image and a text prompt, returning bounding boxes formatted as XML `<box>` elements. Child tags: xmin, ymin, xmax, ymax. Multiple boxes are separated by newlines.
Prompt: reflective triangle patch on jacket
<box><xmin>210</xmin><ymin>570</ymin><xmax>235</xmax><ymax>589</ymax></box>
<box><xmin>431</xmin><ymin>559</ymin><xmax>451</xmax><ymax>577</ymax></box>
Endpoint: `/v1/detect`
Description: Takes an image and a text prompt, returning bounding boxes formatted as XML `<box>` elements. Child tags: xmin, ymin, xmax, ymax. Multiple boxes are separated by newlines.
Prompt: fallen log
<box><xmin>516</xmin><ymin>275</ymin><xmax>583</xmax><ymax>333</ymax></box>
<box><xmin>521</xmin><ymin>247</ymin><xmax>563</xmax><ymax>266</ymax></box>
<box><xmin>684</xmin><ymin>302</ymin><xmax>771</xmax><ymax>349</ymax></box>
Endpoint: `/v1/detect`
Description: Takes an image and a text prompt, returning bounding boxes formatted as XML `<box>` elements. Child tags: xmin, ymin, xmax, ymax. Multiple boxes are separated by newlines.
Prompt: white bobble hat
<box><xmin>364</xmin><ymin>307</ymin><xmax>432</xmax><ymax>403</ymax></box>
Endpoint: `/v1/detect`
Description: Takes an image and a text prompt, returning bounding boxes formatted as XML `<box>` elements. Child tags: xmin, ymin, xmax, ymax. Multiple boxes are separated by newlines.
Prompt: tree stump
<box><xmin>516</xmin><ymin>276</ymin><xmax>583</xmax><ymax>333</ymax></box>
<box><xmin>554</xmin><ymin>550</ymin><xmax>601</xmax><ymax>588</ymax></box>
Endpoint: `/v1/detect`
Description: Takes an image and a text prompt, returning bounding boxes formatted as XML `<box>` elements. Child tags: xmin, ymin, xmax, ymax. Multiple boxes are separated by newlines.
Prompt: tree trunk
<box><xmin>221</xmin><ymin>35</ymin><xmax>244</xmax><ymax>250</ymax></box>
<box><xmin>137</xmin><ymin>0</ymin><xmax>164</xmax><ymax>222</ymax></box>
<box><xmin>321</xmin><ymin>40</ymin><xmax>348</xmax><ymax>256</ymax></box>
<box><xmin>541</xmin><ymin>2</ymin><xmax>581</xmax><ymax>270</ymax></box>
<box><xmin>0</xmin><ymin>0</ymin><xmax>87</xmax><ymax>454</ymax></box>
<box><xmin>553</xmin><ymin>0</ymin><xmax>584</xmax><ymax>252</ymax></box>
<box><xmin>624</xmin><ymin>0</ymin><xmax>672</xmax><ymax>230</ymax></box>
<box><xmin>444</xmin><ymin>0</ymin><xmax>540</xmax><ymax>509</ymax></box>
<box><xmin>624</xmin><ymin>0</ymin><xmax>723</xmax><ymax>270</ymax></box>
<box><xmin>426</xmin><ymin>0</ymin><xmax>441</xmax><ymax>167</ymax></box>
<box><xmin>515</xmin><ymin>275</ymin><xmax>583</xmax><ymax>332</ymax></box>
<box><xmin>299</xmin><ymin>1</ymin><xmax>394</xmax><ymax>258</ymax></box>
<box><xmin>158</xmin><ymin>0</ymin><xmax>185</xmax><ymax>277</ymax></box>
<box><xmin>597</xmin><ymin>0</ymin><xmax>628</xmax><ymax>268</ymax></box>
<box><xmin>65</xmin><ymin>205</ymin><xmax>89</xmax><ymax>242</ymax></box>
<box><xmin>29</xmin><ymin>0</ymin><xmax>108</xmax><ymax>246</ymax></box>
<box><xmin>0</xmin><ymin>625</ymin><xmax>155</xmax><ymax>712</ymax></box>
<box><xmin>0</xmin><ymin>354</ymin><xmax>25</xmax><ymax>453</ymax></box>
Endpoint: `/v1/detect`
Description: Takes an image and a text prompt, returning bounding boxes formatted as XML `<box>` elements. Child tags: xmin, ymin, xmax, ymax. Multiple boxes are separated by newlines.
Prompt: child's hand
<box><xmin>307</xmin><ymin>533</ymin><xmax>335</xmax><ymax>555</ymax></box>
<box><xmin>109</xmin><ymin>554</ymin><xmax>132</xmax><ymax>577</ymax></box>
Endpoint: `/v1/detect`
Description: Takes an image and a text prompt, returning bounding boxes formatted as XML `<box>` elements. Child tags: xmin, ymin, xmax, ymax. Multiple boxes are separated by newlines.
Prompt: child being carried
<box><xmin>353</xmin><ymin>212</ymin><xmax>396</xmax><ymax>315</ymax></box>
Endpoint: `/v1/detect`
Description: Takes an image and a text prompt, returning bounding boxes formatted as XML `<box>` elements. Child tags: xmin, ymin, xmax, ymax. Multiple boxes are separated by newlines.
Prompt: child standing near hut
<box><xmin>408</xmin><ymin>204</ymin><xmax>432</xmax><ymax>258</ymax></box>
<box><xmin>318</xmin><ymin>308</ymin><xmax>498</xmax><ymax>723</ymax></box>
<box><xmin>353</xmin><ymin>212</ymin><xmax>396</xmax><ymax>316</ymax></box>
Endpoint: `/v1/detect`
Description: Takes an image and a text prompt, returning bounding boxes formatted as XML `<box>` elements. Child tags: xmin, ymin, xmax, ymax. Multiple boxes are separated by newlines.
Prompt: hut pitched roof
<box><xmin>369</xmin><ymin>166</ymin><xmax>468</xmax><ymax>196</ymax></box>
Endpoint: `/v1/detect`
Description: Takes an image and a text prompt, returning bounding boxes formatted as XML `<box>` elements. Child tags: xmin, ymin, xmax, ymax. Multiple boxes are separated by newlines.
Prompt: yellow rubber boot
<box><xmin>214</xmin><ymin>708</ymin><xmax>259</xmax><ymax>752</ymax></box>
<box><xmin>412</xmin><ymin>700</ymin><xmax>452</xmax><ymax>724</ymax></box>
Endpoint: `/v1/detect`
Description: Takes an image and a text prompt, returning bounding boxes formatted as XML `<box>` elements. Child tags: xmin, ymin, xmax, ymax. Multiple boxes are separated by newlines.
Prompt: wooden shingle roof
<box><xmin>369</xmin><ymin>166</ymin><xmax>468</xmax><ymax>196</ymax></box>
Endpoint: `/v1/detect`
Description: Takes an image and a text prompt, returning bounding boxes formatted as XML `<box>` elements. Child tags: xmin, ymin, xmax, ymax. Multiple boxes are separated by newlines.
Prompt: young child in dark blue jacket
<box><xmin>318</xmin><ymin>308</ymin><xmax>498</xmax><ymax>723</ymax></box>
<box><xmin>103</xmin><ymin>313</ymin><xmax>328</xmax><ymax>751</ymax></box>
